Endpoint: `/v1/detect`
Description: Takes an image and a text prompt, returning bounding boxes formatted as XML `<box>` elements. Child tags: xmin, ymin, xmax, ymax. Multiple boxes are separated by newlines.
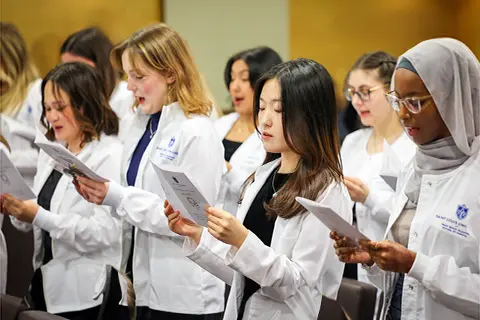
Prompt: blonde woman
<box><xmin>0</xmin><ymin>22</ymin><xmax>42</xmax><ymax>187</ymax></box>
<box><xmin>76</xmin><ymin>24</ymin><xmax>225</xmax><ymax>320</ymax></box>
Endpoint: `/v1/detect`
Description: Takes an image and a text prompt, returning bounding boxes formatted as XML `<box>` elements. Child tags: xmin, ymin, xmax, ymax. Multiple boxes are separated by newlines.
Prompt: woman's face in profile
<box><xmin>393</xmin><ymin>68</ymin><xmax>450</xmax><ymax>145</ymax></box>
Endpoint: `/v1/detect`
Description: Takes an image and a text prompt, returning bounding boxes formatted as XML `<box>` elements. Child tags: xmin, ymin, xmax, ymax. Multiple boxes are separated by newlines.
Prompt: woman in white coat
<box><xmin>1</xmin><ymin>62</ymin><xmax>123</xmax><ymax>319</ymax></box>
<box><xmin>341</xmin><ymin>52</ymin><xmax>416</xmax><ymax>291</ymax></box>
<box><xmin>75</xmin><ymin>24</ymin><xmax>225</xmax><ymax>320</ymax></box>
<box><xmin>0</xmin><ymin>22</ymin><xmax>43</xmax><ymax>187</ymax></box>
<box><xmin>216</xmin><ymin>47</ymin><xmax>282</xmax><ymax>214</ymax></box>
<box><xmin>165</xmin><ymin>58</ymin><xmax>352</xmax><ymax>320</ymax></box>
<box><xmin>60</xmin><ymin>27</ymin><xmax>135</xmax><ymax>141</ymax></box>
<box><xmin>332</xmin><ymin>38</ymin><xmax>480</xmax><ymax>320</ymax></box>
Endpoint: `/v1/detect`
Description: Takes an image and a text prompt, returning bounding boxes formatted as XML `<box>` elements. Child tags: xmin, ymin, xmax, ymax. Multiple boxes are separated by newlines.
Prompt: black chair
<box><xmin>17</xmin><ymin>311</ymin><xmax>67</xmax><ymax>320</ymax></box>
<box><xmin>1</xmin><ymin>294</ymin><xmax>27</xmax><ymax>320</ymax></box>
<box><xmin>319</xmin><ymin>278</ymin><xmax>379</xmax><ymax>320</ymax></box>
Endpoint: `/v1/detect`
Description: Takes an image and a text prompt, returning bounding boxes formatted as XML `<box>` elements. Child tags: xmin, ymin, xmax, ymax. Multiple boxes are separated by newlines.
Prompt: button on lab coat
<box><xmin>183</xmin><ymin>159</ymin><xmax>352</xmax><ymax>320</ymax></box>
<box><xmin>214</xmin><ymin>112</ymin><xmax>266</xmax><ymax>214</ymax></box>
<box><xmin>103</xmin><ymin>102</ymin><xmax>226</xmax><ymax>314</ymax></box>
<box><xmin>366</xmin><ymin>151</ymin><xmax>480</xmax><ymax>320</ymax></box>
<box><xmin>9</xmin><ymin>135</ymin><xmax>123</xmax><ymax>314</ymax></box>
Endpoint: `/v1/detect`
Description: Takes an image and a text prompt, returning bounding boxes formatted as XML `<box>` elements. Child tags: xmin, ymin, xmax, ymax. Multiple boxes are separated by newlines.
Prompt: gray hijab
<box><xmin>394</xmin><ymin>38</ymin><xmax>480</xmax><ymax>204</ymax></box>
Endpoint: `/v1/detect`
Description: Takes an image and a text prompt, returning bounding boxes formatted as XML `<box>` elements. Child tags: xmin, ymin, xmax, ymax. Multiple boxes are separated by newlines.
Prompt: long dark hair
<box><xmin>41</xmin><ymin>62</ymin><xmax>119</xmax><ymax>145</ymax></box>
<box><xmin>60</xmin><ymin>27</ymin><xmax>117</xmax><ymax>98</ymax></box>
<box><xmin>224</xmin><ymin>46</ymin><xmax>282</xmax><ymax>90</ymax></box>
<box><xmin>245</xmin><ymin>58</ymin><xmax>343</xmax><ymax>219</ymax></box>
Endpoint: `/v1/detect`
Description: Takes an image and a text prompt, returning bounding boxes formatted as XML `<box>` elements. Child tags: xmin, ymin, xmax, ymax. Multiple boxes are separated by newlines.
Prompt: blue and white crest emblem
<box><xmin>456</xmin><ymin>204</ymin><xmax>469</xmax><ymax>220</ymax></box>
<box><xmin>168</xmin><ymin>137</ymin><xmax>176</xmax><ymax>148</ymax></box>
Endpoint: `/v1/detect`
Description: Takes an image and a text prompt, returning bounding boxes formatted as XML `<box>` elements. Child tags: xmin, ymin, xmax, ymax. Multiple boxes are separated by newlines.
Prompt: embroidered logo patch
<box><xmin>168</xmin><ymin>137</ymin><xmax>176</xmax><ymax>148</ymax></box>
<box><xmin>456</xmin><ymin>204</ymin><xmax>469</xmax><ymax>220</ymax></box>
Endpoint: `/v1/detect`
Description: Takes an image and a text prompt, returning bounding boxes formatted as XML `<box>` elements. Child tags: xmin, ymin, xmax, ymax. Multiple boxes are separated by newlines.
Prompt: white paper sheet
<box><xmin>151</xmin><ymin>160</ymin><xmax>209</xmax><ymax>227</ymax></box>
<box><xmin>0</xmin><ymin>149</ymin><xmax>36</xmax><ymax>200</ymax></box>
<box><xmin>34</xmin><ymin>132</ymin><xmax>108</xmax><ymax>182</ymax></box>
<box><xmin>296</xmin><ymin>196</ymin><xmax>368</xmax><ymax>241</ymax></box>
<box><xmin>0</xmin><ymin>115</ymin><xmax>37</xmax><ymax>141</ymax></box>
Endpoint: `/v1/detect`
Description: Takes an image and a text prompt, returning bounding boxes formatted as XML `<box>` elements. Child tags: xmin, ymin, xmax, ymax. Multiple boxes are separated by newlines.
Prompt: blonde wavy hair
<box><xmin>111</xmin><ymin>23</ymin><xmax>211</xmax><ymax>117</ymax></box>
<box><xmin>0</xmin><ymin>22</ymin><xmax>39</xmax><ymax>115</ymax></box>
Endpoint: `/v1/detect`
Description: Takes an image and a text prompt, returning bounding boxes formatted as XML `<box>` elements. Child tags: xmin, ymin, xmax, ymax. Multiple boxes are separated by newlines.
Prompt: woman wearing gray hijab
<box><xmin>331</xmin><ymin>38</ymin><xmax>480</xmax><ymax>320</ymax></box>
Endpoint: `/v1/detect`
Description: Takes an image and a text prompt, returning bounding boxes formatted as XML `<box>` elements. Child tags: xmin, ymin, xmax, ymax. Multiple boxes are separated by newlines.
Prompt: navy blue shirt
<box><xmin>126</xmin><ymin>112</ymin><xmax>161</xmax><ymax>186</ymax></box>
<box><xmin>125</xmin><ymin>111</ymin><xmax>161</xmax><ymax>279</ymax></box>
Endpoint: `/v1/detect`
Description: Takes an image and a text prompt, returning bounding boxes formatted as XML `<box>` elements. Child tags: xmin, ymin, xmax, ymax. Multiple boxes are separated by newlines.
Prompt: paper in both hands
<box><xmin>151</xmin><ymin>160</ymin><xmax>209</xmax><ymax>227</ymax></box>
<box><xmin>0</xmin><ymin>149</ymin><xmax>36</xmax><ymax>200</ymax></box>
<box><xmin>34</xmin><ymin>131</ymin><xmax>108</xmax><ymax>182</ymax></box>
<box><xmin>296</xmin><ymin>197</ymin><xmax>369</xmax><ymax>242</ymax></box>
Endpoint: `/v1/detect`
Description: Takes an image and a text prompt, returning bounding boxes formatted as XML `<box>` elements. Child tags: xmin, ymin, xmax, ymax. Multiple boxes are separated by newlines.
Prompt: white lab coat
<box><xmin>10</xmin><ymin>135</ymin><xmax>123</xmax><ymax>314</ymax></box>
<box><xmin>183</xmin><ymin>159</ymin><xmax>352</xmax><ymax>320</ymax></box>
<box><xmin>0</xmin><ymin>143</ymin><xmax>10</xmax><ymax>294</ymax></box>
<box><xmin>214</xmin><ymin>112</ymin><xmax>266</xmax><ymax>214</ymax></box>
<box><xmin>1</xmin><ymin>79</ymin><xmax>43</xmax><ymax>187</ymax></box>
<box><xmin>365</xmin><ymin>151</ymin><xmax>480</xmax><ymax>320</ymax></box>
<box><xmin>102</xmin><ymin>102</ymin><xmax>226</xmax><ymax>314</ymax></box>
<box><xmin>341</xmin><ymin>128</ymin><xmax>415</xmax><ymax>284</ymax></box>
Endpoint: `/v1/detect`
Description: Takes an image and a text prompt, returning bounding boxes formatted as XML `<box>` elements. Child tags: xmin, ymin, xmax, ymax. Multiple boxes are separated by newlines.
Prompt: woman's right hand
<box><xmin>330</xmin><ymin>232</ymin><xmax>374</xmax><ymax>265</ymax></box>
<box><xmin>164</xmin><ymin>200</ymin><xmax>203</xmax><ymax>244</ymax></box>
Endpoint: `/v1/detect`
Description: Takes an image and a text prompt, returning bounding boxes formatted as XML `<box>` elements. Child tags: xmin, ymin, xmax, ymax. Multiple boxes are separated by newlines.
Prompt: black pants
<box><xmin>116</xmin><ymin>306</ymin><xmax>223</xmax><ymax>320</ymax></box>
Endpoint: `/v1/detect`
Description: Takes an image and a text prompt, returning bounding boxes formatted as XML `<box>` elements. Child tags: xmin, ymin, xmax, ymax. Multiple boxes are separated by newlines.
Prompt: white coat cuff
<box><xmin>407</xmin><ymin>251</ymin><xmax>428</xmax><ymax>281</ymax></box>
<box><xmin>103</xmin><ymin>181</ymin><xmax>125</xmax><ymax>209</ymax></box>
<box><xmin>225</xmin><ymin>231</ymin><xmax>261</xmax><ymax>270</ymax></box>
<box><xmin>184</xmin><ymin>228</ymin><xmax>209</xmax><ymax>257</ymax></box>
<box><xmin>33</xmin><ymin>207</ymin><xmax>55</xmax><ymax>232</ymax></box>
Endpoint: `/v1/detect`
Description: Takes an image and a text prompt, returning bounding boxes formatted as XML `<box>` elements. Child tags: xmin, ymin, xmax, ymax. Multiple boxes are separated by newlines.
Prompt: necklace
<box><xmin>272</xmin><ymin>168</ymin><xmax>280</xmax><ymax>198</ymax></box>
<box><xmin>149</xmin><ymin>119</ymin><xmax>156</xmax><ymax>139</ymax></box>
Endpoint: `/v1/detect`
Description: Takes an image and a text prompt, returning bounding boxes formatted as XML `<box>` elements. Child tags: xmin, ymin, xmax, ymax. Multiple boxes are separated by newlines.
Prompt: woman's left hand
<box><xmin>206</xmin><ymin>207</ymin><xmax>249</xmax><ymax>248</ymax></box>
<box><xmin>1</xmin><ymin>194</ymin><xmax>39</xmax><ymax>223</ymax></box>
<box><xmin>75</xmin><ymin>176</ymin><xmax>109</xmax><ymax>205</ymax></box>
<box><xmin>360</xmin><ymin>239</ymin><xmax>417</xmax><ymax>273</ymax></box>
<box><xmin>344</xmin><ymin>176</ymin><xmax>370</xmax><ymax>203</ymax></box>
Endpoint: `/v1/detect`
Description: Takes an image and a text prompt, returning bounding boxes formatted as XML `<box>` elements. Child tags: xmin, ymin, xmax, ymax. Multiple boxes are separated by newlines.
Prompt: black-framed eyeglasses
<box><xmin>344</xmin><ymin>83</ymin><xmax>389</xmax><ymax>102</ymax></box>
<box><xmin>385</xmin><ymin>91</ymin><xmax>432</xmax><ymax>114</ymax></box>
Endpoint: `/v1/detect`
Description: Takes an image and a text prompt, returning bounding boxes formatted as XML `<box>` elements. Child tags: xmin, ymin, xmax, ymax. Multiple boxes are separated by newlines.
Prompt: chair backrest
<box><xmin>318</xmin><ymin>278</ymin><xmax>378</xmax><ymax>320</ymax></box>
<box><xmin>2</xmin><ymin>217</ymin><xmax>34</xmax><ymax>298</ymax></box>
<box><xmin>0</xmin><ymin>294</ymin><xmax>27</xmax><ymax>320</ymax></box>
<box><xmin>17</xmin><ymin>311</ymin><xmax>67</xmax><ymax>320</ymax></box>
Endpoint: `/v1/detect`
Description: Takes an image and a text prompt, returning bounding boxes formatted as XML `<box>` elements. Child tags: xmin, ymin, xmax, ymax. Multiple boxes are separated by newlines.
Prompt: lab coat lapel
<box><xmin>235</xmin><ymin>159</ymin><xmax>280</xmax><ymax>224</ymax></box>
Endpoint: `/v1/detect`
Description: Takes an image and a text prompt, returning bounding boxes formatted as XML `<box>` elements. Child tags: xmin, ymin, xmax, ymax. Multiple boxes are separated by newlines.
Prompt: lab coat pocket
<box><xmin>42</xmin><ymin>261</ymin><xmax>79</xmax><ymax>309</ymax></box>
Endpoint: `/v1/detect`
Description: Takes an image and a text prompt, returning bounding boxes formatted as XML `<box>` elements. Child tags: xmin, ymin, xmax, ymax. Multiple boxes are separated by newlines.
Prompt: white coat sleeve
<box><xmin>184</xmin><ymin>228</ymin><xmax>234</xmax><ymax>285</ymax></box>
<box><xmin>407</xmin><ymin>251</ymin><xmax>480</xmax><ymax>318</ymax></box>
<box><xmin>30</xmin><ymin>144</ymin><xmax>123</xmax><ymax>253</ymax></box>
<box><xmin>224</xmin><ymin>184</ymin><xmax>351</xmax><ymax>302</ymax></box>
<box><xmin>363</xmin><ymin>180</ymin><xmax>396</xmax><ymax>224</ymax></box>
<box><xmin>10</xmin><ymin>149</ymin><xmax>39</xmax><ymax>176</ymax></box>
<box><xmin>223</xmin><ymin>165</ymin><xmax>254</xmax><ymax>200</ymax></box>
<box><xmin>103</xmin><ymin>130</ymin><xmax>224</xmax><ymax>237</ymax></box>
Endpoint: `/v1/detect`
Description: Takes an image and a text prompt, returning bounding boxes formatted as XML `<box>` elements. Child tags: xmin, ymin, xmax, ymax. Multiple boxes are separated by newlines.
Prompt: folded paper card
<box><xmin>151</xmin><ymin>160</ymin><xmax>209</xmax><ymax>227</ymax></box>
<box><xmin>34</xmin><ymin>131</ymin><xmax>108</xmax><ymax>182</ymax></box>
<box><xmin>0</xmin><ymin>149</ymin><xmax>36</xmax><ymax>200</ymax></box>
<box><xmin>296</xmin><ymin>196</ymin><xmax>368</xmax><ymax>242</ymax></box>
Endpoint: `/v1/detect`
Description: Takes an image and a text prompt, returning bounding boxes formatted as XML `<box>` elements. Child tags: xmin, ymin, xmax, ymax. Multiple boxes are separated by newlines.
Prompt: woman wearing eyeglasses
<box><xmin>340</xmin><ymin>52</ymin><xmax>416</xmax><ymax>304</ymax></box>
<box><xmin>332</xmin><ymin>38</ymin><xmax>480</xmax><ymax>320</ymax></box>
